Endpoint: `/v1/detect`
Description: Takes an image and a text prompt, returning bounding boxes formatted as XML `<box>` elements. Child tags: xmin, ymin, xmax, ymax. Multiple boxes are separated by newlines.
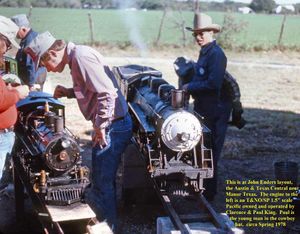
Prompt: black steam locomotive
<box><xmin>14</xmin><ymin>92</ymin><xmax>90</xmax><ymax>206</ymax></box>
<box><xmin>113</xmin><ymin>65</ymin><xmax>213</xmax><ymax>192</ymax></box>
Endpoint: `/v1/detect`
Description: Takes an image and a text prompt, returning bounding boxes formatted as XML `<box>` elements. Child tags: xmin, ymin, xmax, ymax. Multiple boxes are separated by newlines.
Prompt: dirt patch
<box><xmin>1</xmin><ymin>50</ymin><xmax>300</xmax><ymax>234</ymax></box>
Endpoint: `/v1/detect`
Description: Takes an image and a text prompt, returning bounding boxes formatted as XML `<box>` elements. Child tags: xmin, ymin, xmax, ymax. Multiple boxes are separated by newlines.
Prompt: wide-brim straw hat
<box><xmin>186</xmin><ymin>13</ymin><xmax>221</xmax><ymax>33</ymax></box>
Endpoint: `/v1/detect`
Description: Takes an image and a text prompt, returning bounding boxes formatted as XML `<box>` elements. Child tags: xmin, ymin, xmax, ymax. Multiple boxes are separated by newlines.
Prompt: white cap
<box><xmin>0</xmin><ymin>15</ymin><xmax>20</xmax><ymax>49</ymax></box>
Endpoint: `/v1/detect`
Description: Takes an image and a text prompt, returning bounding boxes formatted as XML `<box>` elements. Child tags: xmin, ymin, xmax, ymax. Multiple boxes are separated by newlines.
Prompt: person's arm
<box><xmin>25</xmin><ymin>54</ymin><xmax>36</xmax><ymax>87</ymax></box>
<box><xmin>0</xmin><ymin>80</ymin><xmax>19</xmax><ymax>112</ymax></box>
<box><xmin>186</xmin><ymin>51</ymin><xmax>227</xmax><ymax>93</ymax></box>
<box><xmin>76</xmin><ymin>55</ymin><xmax>117</xmax><ymax>130</ymax></box>
<box><xmin>54</xmin><ymin>85</ymin><xmax>75</xmax><ymax>98</ymax></box>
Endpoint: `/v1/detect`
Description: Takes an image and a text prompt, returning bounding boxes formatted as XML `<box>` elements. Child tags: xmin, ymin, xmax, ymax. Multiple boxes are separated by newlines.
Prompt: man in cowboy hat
<box><xmin>0</xmin><ymin>15</ymin><xmax>29</xmax><ymax>195</ymax></box>
<box><xmin>183</xmin><ymin>13</ymin><xmax>227</xmax><ymax>201</ymax></box>
<box><xmin>11</xmin><ymin>14</ymin><xmax>47</xmax><ymax>91</ymax></box>
<box><xmin>24</xmin><ymin>31</ymin><xmax>132</xmax><ymax>232</ymax></box>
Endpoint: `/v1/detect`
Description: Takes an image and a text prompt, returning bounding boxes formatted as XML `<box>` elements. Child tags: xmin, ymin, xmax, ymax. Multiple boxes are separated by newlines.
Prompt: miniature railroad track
<box><xmin>152</xmin><ymin>179</ymin><xmax>232</xmax><ymax>234</ymax></box>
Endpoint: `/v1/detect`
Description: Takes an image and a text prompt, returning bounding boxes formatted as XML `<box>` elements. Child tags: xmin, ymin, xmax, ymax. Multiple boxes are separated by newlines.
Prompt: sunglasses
<box><xmin>192</xmin><ymin>31</ymin><xmax>211</xmax><ymax>38</ymax></box>
<box><xmin>0</xmin><ymin>35</ymin><xmax>12</xmax><ymax>51</ymax></box>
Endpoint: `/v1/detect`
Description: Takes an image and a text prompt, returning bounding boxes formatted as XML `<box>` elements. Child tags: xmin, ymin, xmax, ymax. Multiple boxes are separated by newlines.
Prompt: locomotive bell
<box><xmin>161</xmin><ymin>111</ymin><xmax>202</xmax><ymax>152</ymax></box>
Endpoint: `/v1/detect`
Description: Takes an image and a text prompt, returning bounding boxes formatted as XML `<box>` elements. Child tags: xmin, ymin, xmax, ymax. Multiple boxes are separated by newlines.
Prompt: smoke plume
<box><xmin>115</xmin><ymin>0</ymin><xmax>148</xmax><ymax>57</ymax></box>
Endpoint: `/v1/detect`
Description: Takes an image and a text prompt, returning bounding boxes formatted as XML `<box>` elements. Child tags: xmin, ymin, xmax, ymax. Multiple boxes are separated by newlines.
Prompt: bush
<box><xmin>217</xmin><ymin>14</ymin><xmax>248</xmax><ymax>50</ymax></box>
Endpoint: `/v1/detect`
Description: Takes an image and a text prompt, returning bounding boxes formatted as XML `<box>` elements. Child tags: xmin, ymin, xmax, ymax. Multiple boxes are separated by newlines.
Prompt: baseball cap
<box><xmin>11</xmin><ymin>14</ymin><xmax>30</xmax><ymax>28</ymax></box>
<box><xmin>25</xmin><ymin>31</ymin><xmax>56</xmax><ymax>69</ymax></box>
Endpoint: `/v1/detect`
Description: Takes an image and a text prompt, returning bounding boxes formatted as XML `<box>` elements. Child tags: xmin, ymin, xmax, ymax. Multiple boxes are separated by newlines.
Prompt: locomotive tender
<box><xmin>113</xmin><ymin>64</ymin><xmax>214</xmax><ymax>192</ymax></box>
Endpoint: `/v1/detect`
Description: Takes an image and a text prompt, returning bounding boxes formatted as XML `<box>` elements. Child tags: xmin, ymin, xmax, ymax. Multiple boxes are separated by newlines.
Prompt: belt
<box><xmin>112</xmin><ymin>116</ymin><xmax>125</xmax><ymax>123</ymax></box>
<box><xmin>0</xmin><ymin>126</ymin><xmax>14</xmax><ymax>133</ymax></box>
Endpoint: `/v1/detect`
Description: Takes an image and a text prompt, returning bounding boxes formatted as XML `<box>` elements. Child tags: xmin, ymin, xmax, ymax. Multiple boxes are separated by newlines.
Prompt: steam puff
<box><xmin>116</xmin><ymin>0</ymin><xmax>148</xmax><ymax>57</ymax></box>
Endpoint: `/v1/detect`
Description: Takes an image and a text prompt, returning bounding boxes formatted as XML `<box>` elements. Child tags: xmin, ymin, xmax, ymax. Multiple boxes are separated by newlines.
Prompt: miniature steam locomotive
<box><xmin>13</xmin><ymin>92</ymin><xmax>90</xmax><ymax>205</ymax></box>
<box><xmin>113</xmin><ymin>65</ymin><xmax>213</xmax><ymax>192</ymax></box>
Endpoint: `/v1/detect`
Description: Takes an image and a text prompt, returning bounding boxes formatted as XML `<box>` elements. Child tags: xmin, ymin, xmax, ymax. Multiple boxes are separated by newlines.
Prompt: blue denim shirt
<box><xmin>16</xmin><ymin>29</ymin><xmax>41</xmax><ymax>86</ymax></box>
<box><xmin>187</xmin><ymin>40</ymin><xmax>227</xmax><ymax>98</ymax></box>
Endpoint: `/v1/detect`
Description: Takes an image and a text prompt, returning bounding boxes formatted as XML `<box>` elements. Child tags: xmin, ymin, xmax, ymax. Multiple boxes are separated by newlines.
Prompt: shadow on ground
<box><xmin>0</xmin><ymin>107</ymin><xmax>299</xmax><ymax>234</ymax></box>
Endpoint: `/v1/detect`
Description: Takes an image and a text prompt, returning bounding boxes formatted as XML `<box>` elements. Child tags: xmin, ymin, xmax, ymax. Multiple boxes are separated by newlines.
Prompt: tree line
<box><xmin>0</xmin><ymin>0</ymin><xmax>300</xmax><ymax>14</ymax></box>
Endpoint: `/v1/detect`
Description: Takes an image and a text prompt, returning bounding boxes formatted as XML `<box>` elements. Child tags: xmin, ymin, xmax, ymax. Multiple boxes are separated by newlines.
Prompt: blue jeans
<box><xmin>0</xmin><ymin>131</ymin><xmax>15</xmax><ymax>187</ymax></box>
<box><xmin>88</xmin><ymin>113</ymin><xmax>132</xmax><ymax>228</ymax></box>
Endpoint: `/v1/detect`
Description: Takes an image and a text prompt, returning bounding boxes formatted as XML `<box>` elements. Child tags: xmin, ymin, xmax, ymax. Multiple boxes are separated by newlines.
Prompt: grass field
<box><xmin>0</xmin><ymin>7</ymin><xmax>300</xmax><ymax>49</ymax></box>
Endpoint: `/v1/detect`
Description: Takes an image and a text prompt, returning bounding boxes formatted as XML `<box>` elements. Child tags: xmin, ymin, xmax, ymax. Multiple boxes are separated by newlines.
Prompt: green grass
<box><xmin>1</xmin><ymin>7</ymin><xmax>300</xmax><ymax>48</ymax></box>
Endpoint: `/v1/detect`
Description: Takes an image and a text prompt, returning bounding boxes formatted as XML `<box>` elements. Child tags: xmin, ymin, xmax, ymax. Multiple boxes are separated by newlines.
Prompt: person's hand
<box><xmin>182</xmin><ymin>83</ymin><xmax>189</xmax><ymax>91</ymax></box>
<box><xmin>15</xmin><ymin>85</ymin><xmax>29</xmax><ymax>99</ymax></box>
<box><xmin>53</xmin><ymin>85</ymin><xmax>69</xmax><ymax>98</ymax></box>
<box><xmin>29</xmin><ymin>84</ymin><xmax>41</xmax><ymax>91</ymax></box>
<box><xmin>92</xmin><ymin>127</ymin><xmax>108</xmax><ymax>149</ymax></box>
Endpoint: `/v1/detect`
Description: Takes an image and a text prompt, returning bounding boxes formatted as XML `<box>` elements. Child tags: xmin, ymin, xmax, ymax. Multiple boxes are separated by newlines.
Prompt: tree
<box><xmin>137</xmin><ymin>0</ymin><xmax>164</xmax><ymax>10</ymax></box>
<box><xmin>17</xmin><ymin>0</ymin><xmax>31</xmax><ymax>7</ymax></box>
<box><xmin>249</xmin><ymin>0</ymin><xmax>276</xmax><ymax>13</ymax></box>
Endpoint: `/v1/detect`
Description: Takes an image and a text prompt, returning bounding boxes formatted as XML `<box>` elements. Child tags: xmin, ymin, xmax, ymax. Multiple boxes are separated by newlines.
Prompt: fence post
<box><xmin>155</xmin><ymin>8</ymin><xmax>167</xmax><ymax>46</ymax></box>
<box><xmin>88</xmin><ymin>12</ymin><xmax>95</xmax><ymax>45</ymax></box>
<box><xmin>194</xmin><ymin>0</ymin><xmax>200</xmax><ymax>13</ymax></box>
<box><xmin>27</xmin><ymin>5</ymin><xmax>33</xmax><ymax>20</ymax></box>
<box><xmin>277</xmin><ymin>14</ymin><xmax>286</xmax><ymax>47</ymax></box>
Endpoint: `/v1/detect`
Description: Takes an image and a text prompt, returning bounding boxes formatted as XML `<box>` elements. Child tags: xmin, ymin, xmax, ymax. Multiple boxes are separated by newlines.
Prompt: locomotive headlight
<box><xmin>177</xmin><ymin>132</ymin><xmax>190</xmax><ymax>142</ymax></box>
<box><xmin>161</xmin><ymin>111</ymin><xmax>202</xmax><ymax>152</ymax></box>
<box><xmin>61</xmin><ymin>139</ymin><xmax>71</xmax><ymax>148</ymax></box>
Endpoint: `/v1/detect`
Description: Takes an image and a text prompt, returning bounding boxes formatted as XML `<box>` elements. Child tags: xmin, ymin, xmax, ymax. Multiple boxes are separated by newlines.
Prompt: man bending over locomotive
<box><xmin>25</xmin><ymin>32</ymin><xmax>132</xmax><ymax>232</ymax></box>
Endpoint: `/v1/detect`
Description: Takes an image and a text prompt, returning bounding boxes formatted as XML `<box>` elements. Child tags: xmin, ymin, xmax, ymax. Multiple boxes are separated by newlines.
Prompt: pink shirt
<box><xmin>67</xmin><ymin>42</ymin><xmax>127</xmax><ymax>129</ymax></box>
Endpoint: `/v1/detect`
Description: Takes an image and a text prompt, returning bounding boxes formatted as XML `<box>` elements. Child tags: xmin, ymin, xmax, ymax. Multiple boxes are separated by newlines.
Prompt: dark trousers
<box><xmin>195</xmin><ymin>99</ymin><xmax>232</xmax><ymax>200</ymax></box>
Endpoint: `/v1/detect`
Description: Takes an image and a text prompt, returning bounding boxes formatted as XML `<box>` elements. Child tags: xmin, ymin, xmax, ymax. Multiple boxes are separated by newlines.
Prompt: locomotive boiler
<box><xmin>113</xmin><ymin>65</ymin><xmax>213</xmax><ymax>192</ymax></box>
<box><xmin>13</xmin><ymin>91</ymin><xmax>90</xmax><ymax>206</ymax></box>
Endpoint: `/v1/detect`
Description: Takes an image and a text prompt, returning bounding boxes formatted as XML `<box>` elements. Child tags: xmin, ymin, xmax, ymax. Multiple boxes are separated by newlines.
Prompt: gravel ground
<box><xmin>1</xmin><ymin>50</ymin><xmax>300</xmax><ymax>234</ymax></box>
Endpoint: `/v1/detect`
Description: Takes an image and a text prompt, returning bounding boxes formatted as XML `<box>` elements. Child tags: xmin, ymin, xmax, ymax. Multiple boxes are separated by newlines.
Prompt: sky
<box><xmin>201</xmin><ymin>0</ymin><xmax>300</xmax><ymax>4</ymax></box>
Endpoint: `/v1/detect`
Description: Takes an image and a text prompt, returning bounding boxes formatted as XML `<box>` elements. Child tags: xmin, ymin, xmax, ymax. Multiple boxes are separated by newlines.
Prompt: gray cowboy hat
<box><xmin>186</xmin><ymin>13</ymin><xmax>221</xmax><ymax>33</ymax></box>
